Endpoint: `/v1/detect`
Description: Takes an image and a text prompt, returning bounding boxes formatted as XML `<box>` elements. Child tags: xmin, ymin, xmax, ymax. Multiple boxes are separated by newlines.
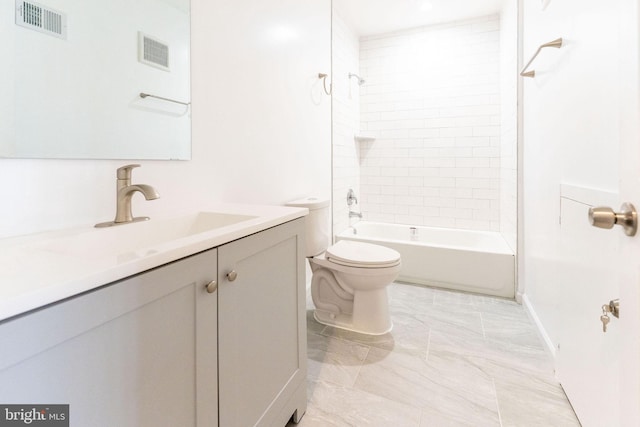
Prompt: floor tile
<box><xmin>307</xmin><ymin>333</ymin><xmax>370</xmax><ymax>387</ymax></box>
<box><xmin>292</xmin><ymin>379</ymin><xmax>422</xmax><ymax>427</ymax></box>
<box><xmin>294</xmin><ymin>282</ymin><xmax>579</xmax><ymax>427</ymax></box>
<box><xmin>493</xmin><ymin>365</ymin><xmax>580</xmax><ymax>426</ymax></box>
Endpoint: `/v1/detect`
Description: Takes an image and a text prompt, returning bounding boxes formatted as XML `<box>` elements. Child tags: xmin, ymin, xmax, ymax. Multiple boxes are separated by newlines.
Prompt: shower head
<box><xmin>348</xmin><ymin>72</ymin><xmax>366</xmax><ymax>86</ymax></box>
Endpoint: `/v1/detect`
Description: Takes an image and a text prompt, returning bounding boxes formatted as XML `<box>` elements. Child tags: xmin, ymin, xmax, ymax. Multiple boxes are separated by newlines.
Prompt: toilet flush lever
<box><xmin>588</xmin><ymin>203</ymin><xmax>637</xmax><ymax>236</ymax></box>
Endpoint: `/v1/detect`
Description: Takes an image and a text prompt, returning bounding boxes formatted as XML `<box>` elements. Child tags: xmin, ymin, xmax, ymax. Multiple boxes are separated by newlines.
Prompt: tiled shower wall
<box><xmin>332</xmin><ymin>9</ymin><xmax>361</xmax><ymax>237</ymax></box>
<box><xmin>358</xmin><ymin>15</ymin><xmax>501</xmax><ymax>231</ymax></box>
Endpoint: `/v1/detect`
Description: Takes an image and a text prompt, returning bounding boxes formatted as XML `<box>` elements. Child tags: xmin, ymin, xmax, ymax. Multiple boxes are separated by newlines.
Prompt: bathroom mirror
<box><xmin>0</xmin><ymin>0</ymin><xmax>191</xmax><ymax>160</ymax></box>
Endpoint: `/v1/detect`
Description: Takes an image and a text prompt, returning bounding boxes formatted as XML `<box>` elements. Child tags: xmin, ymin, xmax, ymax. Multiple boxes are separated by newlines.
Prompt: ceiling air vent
<box><xmin>15</xmin><ymin>0</ymin><xmax>67</xmax><ymax>39</ymax></box>
<box><xmin>138</xmin><ymin>32</ymin><xmax>170</xmax><ymax>72</ymax></box>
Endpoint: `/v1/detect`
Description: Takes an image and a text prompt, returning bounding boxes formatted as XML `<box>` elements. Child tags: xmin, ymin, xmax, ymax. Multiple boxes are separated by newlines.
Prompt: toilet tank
<box><xmin>286</xmin><ymin>197</ymin><xmax>330</xmax><ymax>257</ymax></box>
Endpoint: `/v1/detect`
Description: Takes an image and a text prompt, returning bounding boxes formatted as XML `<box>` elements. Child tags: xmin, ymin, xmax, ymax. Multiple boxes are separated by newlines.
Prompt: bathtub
<box><xmin>336</xmin><ymin>222</ymin><xmax>515</xmax><ymax>298</ymax></box>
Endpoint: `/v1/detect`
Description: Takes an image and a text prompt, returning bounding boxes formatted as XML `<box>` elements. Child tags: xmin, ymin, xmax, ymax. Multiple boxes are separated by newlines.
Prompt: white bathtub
<box><xmin>336</xmin><ymin>222</ymin><xmax>515</xmax><ymax>298</ymax></box>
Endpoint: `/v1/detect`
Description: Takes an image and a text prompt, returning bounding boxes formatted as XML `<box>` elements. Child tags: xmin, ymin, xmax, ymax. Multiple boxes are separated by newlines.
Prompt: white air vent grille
<box><xmin>15</xmin><ymin>0</ymin><xmax>67</xmax><ymax>39</ymax></box>
<box><xmin>138</xmin><ymin>32</ymin><xmax>170</xmax><ymax>71</ymax></box>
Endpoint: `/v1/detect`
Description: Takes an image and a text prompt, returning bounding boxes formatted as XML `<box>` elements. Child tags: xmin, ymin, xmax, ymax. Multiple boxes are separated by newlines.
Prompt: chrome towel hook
<box><xmin>318</xmin><ymin>73</ymin><xmax>332</xmax><ymax>95</ymax></box>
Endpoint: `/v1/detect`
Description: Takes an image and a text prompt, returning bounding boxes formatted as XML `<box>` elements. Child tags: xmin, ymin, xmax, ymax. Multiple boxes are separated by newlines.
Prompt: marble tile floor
<box><xmin>288</xmin><ymin>282</ymin><xmax>581</xmax><ymax>427</ymax></box>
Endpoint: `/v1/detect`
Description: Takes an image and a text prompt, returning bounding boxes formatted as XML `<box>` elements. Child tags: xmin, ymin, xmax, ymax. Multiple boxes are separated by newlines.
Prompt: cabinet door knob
<box><xmin>226</xmin><ymin>270</ymin><xmax>238</xmax><ymax>282</ymax></box>
<box><xmin>205</xmin><ymin>280</ymin><xmax>218</xmax><ymax>294</ymax></box>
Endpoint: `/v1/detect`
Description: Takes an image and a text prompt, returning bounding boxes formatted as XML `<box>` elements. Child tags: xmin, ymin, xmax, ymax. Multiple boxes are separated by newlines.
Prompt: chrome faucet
<box><xmin>95</xmin><ymin>164</ymin><xmax>160</xmax><ymax>228</ymax></box>
<box><xmin>349</xmin><ymin>211</ymin><xmax>363</xmax><ymax>219</ymax></box>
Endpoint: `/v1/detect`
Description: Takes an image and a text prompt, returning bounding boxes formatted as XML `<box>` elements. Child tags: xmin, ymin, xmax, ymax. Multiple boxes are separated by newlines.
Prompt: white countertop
<box><xmin>0</xmin><ymin>203</ymin><xmax>307</xmax><ymax>322</ymax></box>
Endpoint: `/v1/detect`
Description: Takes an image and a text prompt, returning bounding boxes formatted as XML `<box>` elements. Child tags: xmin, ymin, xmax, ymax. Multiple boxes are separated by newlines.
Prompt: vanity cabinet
<box><xmin>0</xmin><ymin>248</ymin><xmax>219</xmax><ymax>426</ymax></box>
<box><xmin>0</xmin><ymin>218</ymin><xmax>306</xmax><ymax>427</ymax></box>
<box><xmin>218</xmin><ymin>218</ymin><xmax>307</xmax><ymax>426</ymax></box>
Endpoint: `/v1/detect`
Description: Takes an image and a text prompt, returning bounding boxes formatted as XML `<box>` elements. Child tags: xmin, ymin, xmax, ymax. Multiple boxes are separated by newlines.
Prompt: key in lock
<box><xmin>600</xmin><ymin>299</ymin><xmax>620</xmax><ymax>333</ymax></box>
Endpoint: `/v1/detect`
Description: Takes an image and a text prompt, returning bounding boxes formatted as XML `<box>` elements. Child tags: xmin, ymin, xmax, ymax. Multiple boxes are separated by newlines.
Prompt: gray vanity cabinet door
<box><xmin>0</xmin><ymin>248</ymin><xmax>218</xmax><ymax>427</ymax></box>
<box><xmin>218</xmin><ymin>219</ymin><xmax>307</xmax><ymax>427</ymax></box>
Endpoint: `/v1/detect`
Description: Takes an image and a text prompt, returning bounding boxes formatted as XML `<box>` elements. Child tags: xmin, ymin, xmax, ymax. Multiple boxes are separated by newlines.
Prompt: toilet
<box><xmin>286</xmin><ymin>197</ymin><xmax>401</xmax><ymax>335</ymax></box>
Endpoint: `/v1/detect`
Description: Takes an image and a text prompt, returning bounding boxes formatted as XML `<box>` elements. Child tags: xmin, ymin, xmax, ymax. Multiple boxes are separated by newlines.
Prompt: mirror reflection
<box><xmin>1</xmin><ymin>0</ymin><xmax>190</xmax><ymax>160</ymax></box>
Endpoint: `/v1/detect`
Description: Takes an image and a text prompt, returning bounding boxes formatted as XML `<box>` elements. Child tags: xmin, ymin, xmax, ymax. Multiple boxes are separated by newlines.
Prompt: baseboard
<box><xmin>522</xmin><ymin>293</ymin><xmax>557</xmax><ymax>360</ymax></box>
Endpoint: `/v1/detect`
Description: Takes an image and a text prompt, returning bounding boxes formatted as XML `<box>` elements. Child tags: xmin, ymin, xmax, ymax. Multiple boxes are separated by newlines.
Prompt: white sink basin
<box><xmin>0</xmin><ymin>203</ymin><xmax>308</xmax><ymax>323</ymax></box>
<box><xmin>33</xmin><ymin>211</ymin><xmax>257</xmax><ymax>260</ymax></box>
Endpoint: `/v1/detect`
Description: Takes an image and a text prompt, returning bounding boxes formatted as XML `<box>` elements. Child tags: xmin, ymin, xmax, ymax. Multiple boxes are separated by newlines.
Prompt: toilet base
<box><xmin>313</xmin><ymin>308</ymin><xmax>393</xmax><ymax>336</ymax></box>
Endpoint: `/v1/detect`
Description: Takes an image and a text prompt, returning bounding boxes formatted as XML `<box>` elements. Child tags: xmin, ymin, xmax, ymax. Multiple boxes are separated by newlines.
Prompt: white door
<box><xmin>531</xmin><ymin>0</ymin><xmax>640</xmax><ymax>425</ymax></box>
<box><xmin>617</xmin><ymin>0</ymin><xmax>640</xmax><ymax>423</ymax></box>
<box><xmin>554</xmin><ymin>0</ymin><xmax>640</xmax><ymax>424</ymax></box>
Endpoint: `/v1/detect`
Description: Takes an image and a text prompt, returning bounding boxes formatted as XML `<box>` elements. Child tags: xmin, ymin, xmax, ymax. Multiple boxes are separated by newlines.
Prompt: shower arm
<box><xmin>348</xmin><ymin>72</ymin><xmax>365</xmax><ymax>85</ymax></box>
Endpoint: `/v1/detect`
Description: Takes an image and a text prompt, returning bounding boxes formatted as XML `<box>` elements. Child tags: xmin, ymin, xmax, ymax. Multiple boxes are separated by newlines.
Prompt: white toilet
<box><xmin>287</xmin><ymin>197</ymin><xmax>401</xmax><ymax>335</ymax></box>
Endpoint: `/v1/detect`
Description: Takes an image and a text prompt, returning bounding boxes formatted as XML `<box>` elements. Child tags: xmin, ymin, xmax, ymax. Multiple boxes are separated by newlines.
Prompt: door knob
<box><xmin>226</xmin><ymin>270</ymin><xmax>238</xmax><ymax>281</ymax></box>
<box><xmin>588</xmin><ymin>202</ymin><xmax>637</xmax><ymax>236</ymax></box>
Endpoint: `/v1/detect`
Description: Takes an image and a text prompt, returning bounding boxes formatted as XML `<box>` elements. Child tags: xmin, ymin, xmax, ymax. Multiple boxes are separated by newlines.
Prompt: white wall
<box><xmin>191</xmin><ymin>0</ymin><xmax>331</xmax><ymax>206</ymax></box>
<box><xmin>358</xmin><ymin>16</ymin><xmax>502</xmax><ymax>230</ymax></box>
<box><xmin>331</xmin><ymin>7</ymin><xmax>361</xmax><ymax>236</ymax></box>
<box><xmin>0</xmin><ymin>0</ymin><xmax>331</xmax><ymax>240</ymax></box>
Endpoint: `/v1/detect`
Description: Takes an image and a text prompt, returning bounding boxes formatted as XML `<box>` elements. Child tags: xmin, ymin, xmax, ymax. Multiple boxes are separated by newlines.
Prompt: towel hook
<box><xmin>318</xmin><ymin>73</ymin><xmax>332</xmax><ymax>95</ymax></box>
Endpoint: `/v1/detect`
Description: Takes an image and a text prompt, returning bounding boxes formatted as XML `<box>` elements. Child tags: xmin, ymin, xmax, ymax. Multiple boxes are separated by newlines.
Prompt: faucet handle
<box><xmin>117</xmin><ymin>164</ymin><xmax>141</xmax><ymax>180</ymax></box>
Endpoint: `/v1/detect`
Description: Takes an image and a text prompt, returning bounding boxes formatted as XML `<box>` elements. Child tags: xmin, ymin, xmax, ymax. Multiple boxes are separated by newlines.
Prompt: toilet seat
<box><xmin>325</xmin><ymin>240</ymin><xmax>401</xmax><ymax>269</ymax></box>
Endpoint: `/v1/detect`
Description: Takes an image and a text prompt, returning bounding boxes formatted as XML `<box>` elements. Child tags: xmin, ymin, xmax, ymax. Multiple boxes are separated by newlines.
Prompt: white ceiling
<box><xmin>335</xmin><ymin>0</ymin><xmax>506</xmax><ymax>37</ymax></box>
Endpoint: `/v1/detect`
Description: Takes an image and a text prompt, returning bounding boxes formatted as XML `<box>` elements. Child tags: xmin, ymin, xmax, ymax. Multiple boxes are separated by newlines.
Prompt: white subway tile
<box><xmin>472</xmin><ymin>147</ymin><xmax>500</xmax><ymax>157</ymax></box>
<box><xmin>424</xmin><ymin>138</ymin><xmax>456</xmax><ymax>148</ymax></box>
<box><xmin>424</xmin><ymin>197</ymin><xmax>456</xmax><ymax>208</ymax></box>
<box><xmin>424</xmin><ymin>158</ymin><xmax>455</xmax><ymax>168</ymax></box>
<box><xmin>424</xmin><ymin>177</ymin><xmax>456</xmax><ymax>188</ymax></box>
<box><xmin>441</xmin><ymin>207</ymin><xmax>473</xmax><ymax>219</ymax></box>
<box><xmin>473</xmin><ymin>188</ymin><xmax>499</xmax><ymax>199</ymax></box>
<box><xmin>455</xmin><ymin>137</ymin><xmax>491</xmax><ymax>147</ymax></box>
<box><xmin>439</xmin><ymin>167</ymin><xmax>474</xmax><ymax>178</ymax></box>
<box><xmin>405</xmin><ymin>206</ymin><xmax>436</xmax><ymax>217</ymax></box>
<box><xmin>456</xmin><ymin>199</ymin><xmax>491</xmax><ymax>209</ymax></box>
<box><xmin>395</xmin><ymin>215</ymin><xmax>426</xmax><ymax>226</ymax></box>
<box><xmin>409</xmin><ymin>167</ymin><xmax>439</xmax><ymax>177</ymax></box>
<box><xmin>410</xmin><ymin>186</ymin><xmax>440</xmax><ymax>197</ymax></box>
<box><xmin>473</xmin><ymin>126</ymin><xmax>500</xmax><ymax>137</ymax></box>
<box><xmin>355</xmin><ymin>14</ymin><xmax>503</xmax><ymax>232</ymax></box>
<box><xmin>456</xmin><ymin>157</ymin><xmax>491</xmax><ymax>168</ymax></box>
<box><xmin>409</xmin><ymin>128</ymin><xmax>440</xmax><ymax>138</ymax></box>
<box><xmin>381</xmin><ymin>167</ymin><xmax>409</xmax><ymax>177</ymax></box>
<box><xmin>395</xmin><ymin>176</ymin><xmax>424</xmax><ymax>186</ymax></box>
<box><xmin>439</xmin><ymin>127</ymin><xmax>473</xmax><ymax>137</ymax></box>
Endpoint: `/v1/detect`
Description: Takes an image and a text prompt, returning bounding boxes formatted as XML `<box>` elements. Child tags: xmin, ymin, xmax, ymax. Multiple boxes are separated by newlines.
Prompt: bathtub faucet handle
<box><xmin>347</xmin><ymin>189</ymin><xmax>358</xmax><ymax>206</ymax></box>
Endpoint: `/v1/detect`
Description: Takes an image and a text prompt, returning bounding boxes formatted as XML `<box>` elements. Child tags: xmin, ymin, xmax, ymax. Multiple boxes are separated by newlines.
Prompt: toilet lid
<box><xmin>326</xmin><ymin>240</ymin><xmax>401</xmax><ymax>268</ymax></box>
